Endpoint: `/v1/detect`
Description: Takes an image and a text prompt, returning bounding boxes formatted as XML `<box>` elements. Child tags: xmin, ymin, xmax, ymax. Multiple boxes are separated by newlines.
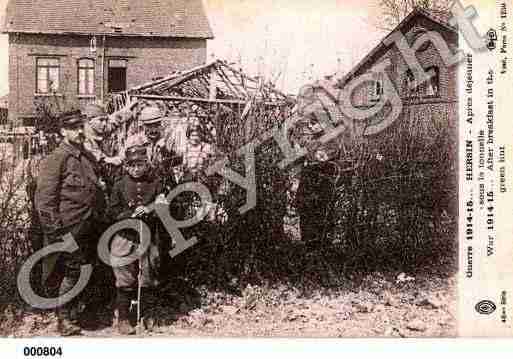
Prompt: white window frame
<box><xmin>36</xmin><ymin>58</ymin><xmax>60</xmax><ymax>94</ymax></box>
<box><xmin>78</xmin><ymin>58</ymin><xmax>96</xmax><ymax>96</ymax></box>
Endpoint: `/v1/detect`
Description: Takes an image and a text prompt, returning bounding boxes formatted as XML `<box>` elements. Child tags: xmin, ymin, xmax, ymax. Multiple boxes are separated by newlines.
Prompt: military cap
<box><xmin>83</xmin><ymin>103</ymin><xmax>107</xmax><ymax>119</ymax></box>
<box><xmin>139</xmin><ymin>106</ymin><xmax>163</xmax><ymax>125</ymax></box>
<box><xmin>125</xmin><ymin>134</ymin><xmax>149</xmax><ymax>151</ymax></box>
<box><xmin>60</xmin><ymin>110</ymin><xmax>85</xmax><ymax>128</ymax></box>
<box><xmin>125</xmin><ymin>145</ymin><xmax>147</xmax><ymax>163</ymax></box>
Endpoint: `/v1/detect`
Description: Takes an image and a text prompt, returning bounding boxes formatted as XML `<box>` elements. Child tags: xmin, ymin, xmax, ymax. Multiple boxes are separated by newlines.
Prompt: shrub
<box><xmin>328</xmin><ymin>107</ymin><xmax>458</xmax><ymax>273</ymax></box>
<box><xmin>0</xmin><ymin>139</ymin><xmax>34</xmax><ymax>314</ymax></box>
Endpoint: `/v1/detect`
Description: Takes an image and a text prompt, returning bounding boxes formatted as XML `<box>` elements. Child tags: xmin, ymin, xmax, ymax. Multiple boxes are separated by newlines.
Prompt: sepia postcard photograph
<box><xmin>0</xmin><ymin>0</ymin><xmax>511</xmax><ymax>349</ymax></box>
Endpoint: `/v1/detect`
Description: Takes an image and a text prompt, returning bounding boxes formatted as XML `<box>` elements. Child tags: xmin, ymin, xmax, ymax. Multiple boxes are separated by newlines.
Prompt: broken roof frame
<box><xmin>110</xmin><ymin>59</ymin><xmax>292</xmax><ymax>113</ymax></box>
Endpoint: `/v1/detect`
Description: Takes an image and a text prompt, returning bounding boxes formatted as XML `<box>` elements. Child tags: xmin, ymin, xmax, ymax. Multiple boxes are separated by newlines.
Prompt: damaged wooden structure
<box><xmin>108</xmin><ymin>59</ymin><xmax>293</xmax><ymax>151</ymax></box>
<box><xmin>111</xmin><ymin>59</ymin><xmax>290</xmax><ymax>107</ymax></box>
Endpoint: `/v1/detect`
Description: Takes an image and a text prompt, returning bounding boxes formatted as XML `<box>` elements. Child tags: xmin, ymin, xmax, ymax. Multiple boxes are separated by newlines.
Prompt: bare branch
<box><xmin>371</xmin><ymin>0</ymin><xmax>452</xmax><ymax>30</ymax></box>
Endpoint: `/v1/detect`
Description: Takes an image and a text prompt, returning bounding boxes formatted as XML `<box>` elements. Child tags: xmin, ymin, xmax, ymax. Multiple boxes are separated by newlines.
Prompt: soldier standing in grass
<box><xmin>35</xmin><ymin>110</ymin><xmax>106</xmax><ymax>336</ymax></box>
<box><xmin>291</xmin><ymin>88</ymin><xmax>349</xmax><ymax>249</ymax></box>
<box><xmin>108</xmin><ymin>136</ymin><xmax>169</xmax><ymax>335</ymax></box>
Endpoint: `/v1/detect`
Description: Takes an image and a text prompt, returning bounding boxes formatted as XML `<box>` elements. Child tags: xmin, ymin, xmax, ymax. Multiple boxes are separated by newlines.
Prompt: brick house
<box><xmin>334</xmin><ymin>9</ymin><xmax>458</xmax><ymax>139</ymax></box>
<box><xmin>2</xmin><ymin>0</ymin><xmax>213</xmax><ymax>124</ymax></box>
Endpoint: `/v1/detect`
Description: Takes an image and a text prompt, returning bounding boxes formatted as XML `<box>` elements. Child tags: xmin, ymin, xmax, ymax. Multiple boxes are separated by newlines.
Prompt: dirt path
<box><xmin>2</xmin><ymin>272</ymin><xmax>456</xmax><ymax>338</ymax></box>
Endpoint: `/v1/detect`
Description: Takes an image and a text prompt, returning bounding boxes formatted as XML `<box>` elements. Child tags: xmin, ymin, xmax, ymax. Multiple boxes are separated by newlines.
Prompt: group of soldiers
<box><xmin>30</xmin><ymin>90</ymin><xmax>349</xmax><ymax>337</ymax></box>
<box><xmin>34</xmin><ymin>102</ymin><xmax>215</xmax><ymax>336</ymax></box>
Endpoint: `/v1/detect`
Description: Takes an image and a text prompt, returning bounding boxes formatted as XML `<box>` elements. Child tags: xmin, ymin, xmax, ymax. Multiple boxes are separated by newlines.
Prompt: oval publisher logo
<box><xmin>475</xmin><ymin>300</ymin><xmax>497</xmax><ymax>315</ymax></box>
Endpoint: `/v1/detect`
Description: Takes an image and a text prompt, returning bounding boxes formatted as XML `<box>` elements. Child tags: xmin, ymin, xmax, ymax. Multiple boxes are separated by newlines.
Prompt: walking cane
<box><xmin>130</xmin><ymin>217</ymin><xmax>145</xmax><ymax>335</ymax></box>
<box><xmin>130</xmin><ymin>194</ymin><xmax>169</xmax><ymax>335</ymax></box>
<box><xmin>136</xmin><ymin>256</ymin><xmax>143</xmax><ymax>335</ymax></box>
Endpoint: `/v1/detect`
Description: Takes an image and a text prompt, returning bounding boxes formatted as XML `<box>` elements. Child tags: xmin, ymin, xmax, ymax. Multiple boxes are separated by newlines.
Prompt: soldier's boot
<box><xmin>116</xmin><ymin>289</ymin><xmax>135</xmax><ymax>335</ymax></box>
<box><xmin>57</xmin><ymin>277</ymin><xmax>81</xmax><ymax>336</ymax></box>
<box><xmin>57</xmin><ymin>313</ymin><xmax>81</xmax><ymax>336</ymax></box>
<box><xmin>56</xmin><ymin>302</ymin><xmax>81</xmax><ymax>336</ymax></box>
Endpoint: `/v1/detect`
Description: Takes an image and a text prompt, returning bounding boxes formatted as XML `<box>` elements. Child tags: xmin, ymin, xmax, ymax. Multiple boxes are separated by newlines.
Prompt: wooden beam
<box><xmin>131</xmin><ymin>94</ymin><xmax>288</xmax><ymax>106</ymax></box>
<box><xmin>197</xmin><ymin>75</ymin><xmax>212</xmax><ymax>96</ymax></box>
<box><xmin>221</xmin><ymin>62</ymin><xmax>288</xmax><ymax>99</ymax></box>
<box><xmin>209</xmin><ymin>71</ymin><xmax>217</xmax><ymax>100</ymax></box>
<box><xmin>130</xmin><ymin>60</ymin><xmax>220</xmax><ymax>92</ymax></box>
<box><xmin>214</xmin><ymin>67</ymin><xmax>241</xmax><ymax>98</ymax></box>
<box><xmin>219</xmin><ymin>66</ymin><xmax>248</xmax><ymax>98</ymax></box>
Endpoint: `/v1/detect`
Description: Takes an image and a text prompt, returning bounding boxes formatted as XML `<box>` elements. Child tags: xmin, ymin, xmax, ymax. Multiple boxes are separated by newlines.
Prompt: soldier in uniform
<box><xmin>108</xmin><ymin>136</ymin><xmax>168</xmax><ymax>335</ymax></box>
<box><xmin>291</xmin><ymin>90</ymin><xmax>349</xmax><ymax>249</ymax></box>
<box><xmin>138</xmin><ymin>105</ymin><xmax>180</xmax><ymax>191</ymax></box>
<box><xmin>35</xmin><ymin>110</ymin><xmax>106</xmax><ymax>336</ymax></box>
<box><xmin>83</xmin><ymin>103</ymin><xmax>129</xmax><ymax>200</ymax></box>
<box><xmin>83</xmin><ymin>103</ymin><xmax>125</xmax><ymax>167</ymax></box>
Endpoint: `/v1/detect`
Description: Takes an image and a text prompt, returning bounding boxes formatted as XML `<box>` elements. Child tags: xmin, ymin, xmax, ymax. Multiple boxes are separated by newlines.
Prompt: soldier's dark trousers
<box><xmin>296</xmin><ymin>164</ymin><xmax>337</xmax><ymax>247</ymax></box>
<box><xmin>55</xmin><ymin>217</ymin><xmax>99</xmax><ymax>322</ymax></box>
<box><xmin>116</xmin><ymin>288</ymin><xmax>135</xmax><ymax>322</ymax></box>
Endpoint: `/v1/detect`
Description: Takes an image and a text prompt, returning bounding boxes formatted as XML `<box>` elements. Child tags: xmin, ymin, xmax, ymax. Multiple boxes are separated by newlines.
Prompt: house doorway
<box><xmin>108</xmin><ymin>59</ymin><xmax>127</xmax><ymax>93</ymax></box>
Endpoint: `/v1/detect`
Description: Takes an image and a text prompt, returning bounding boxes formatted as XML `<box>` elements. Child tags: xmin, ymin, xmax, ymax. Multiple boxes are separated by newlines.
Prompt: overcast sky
<box><xmin>0</xmin><ymin>0</ymin><xmax>385</xmax><ymax>96</ymax></box>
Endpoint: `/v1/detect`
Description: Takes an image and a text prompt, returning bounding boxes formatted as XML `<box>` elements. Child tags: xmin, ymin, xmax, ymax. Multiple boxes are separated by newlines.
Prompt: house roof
<box><xmin>3</xmin><ymin>0</ymin><xmax>213</xmax><ymax>39</ymax></box>
<box><xmin>337</xmin><ymin>8</ymin><xmax>456</xmax><ymax>86</ymax></box>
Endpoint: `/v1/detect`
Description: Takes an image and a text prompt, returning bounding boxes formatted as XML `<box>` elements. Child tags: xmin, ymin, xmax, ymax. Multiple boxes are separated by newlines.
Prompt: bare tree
<box><xmin>373</xmin><ymin>0</ymin><xmax>453</xmax><ymax>30</ymax></box>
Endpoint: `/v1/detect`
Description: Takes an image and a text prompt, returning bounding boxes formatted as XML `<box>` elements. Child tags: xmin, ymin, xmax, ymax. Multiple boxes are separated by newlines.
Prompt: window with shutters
<box><xmin>78</xmin><ymin>58</ymin><xmax>96</xmax><ymax>96</ymax></box>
